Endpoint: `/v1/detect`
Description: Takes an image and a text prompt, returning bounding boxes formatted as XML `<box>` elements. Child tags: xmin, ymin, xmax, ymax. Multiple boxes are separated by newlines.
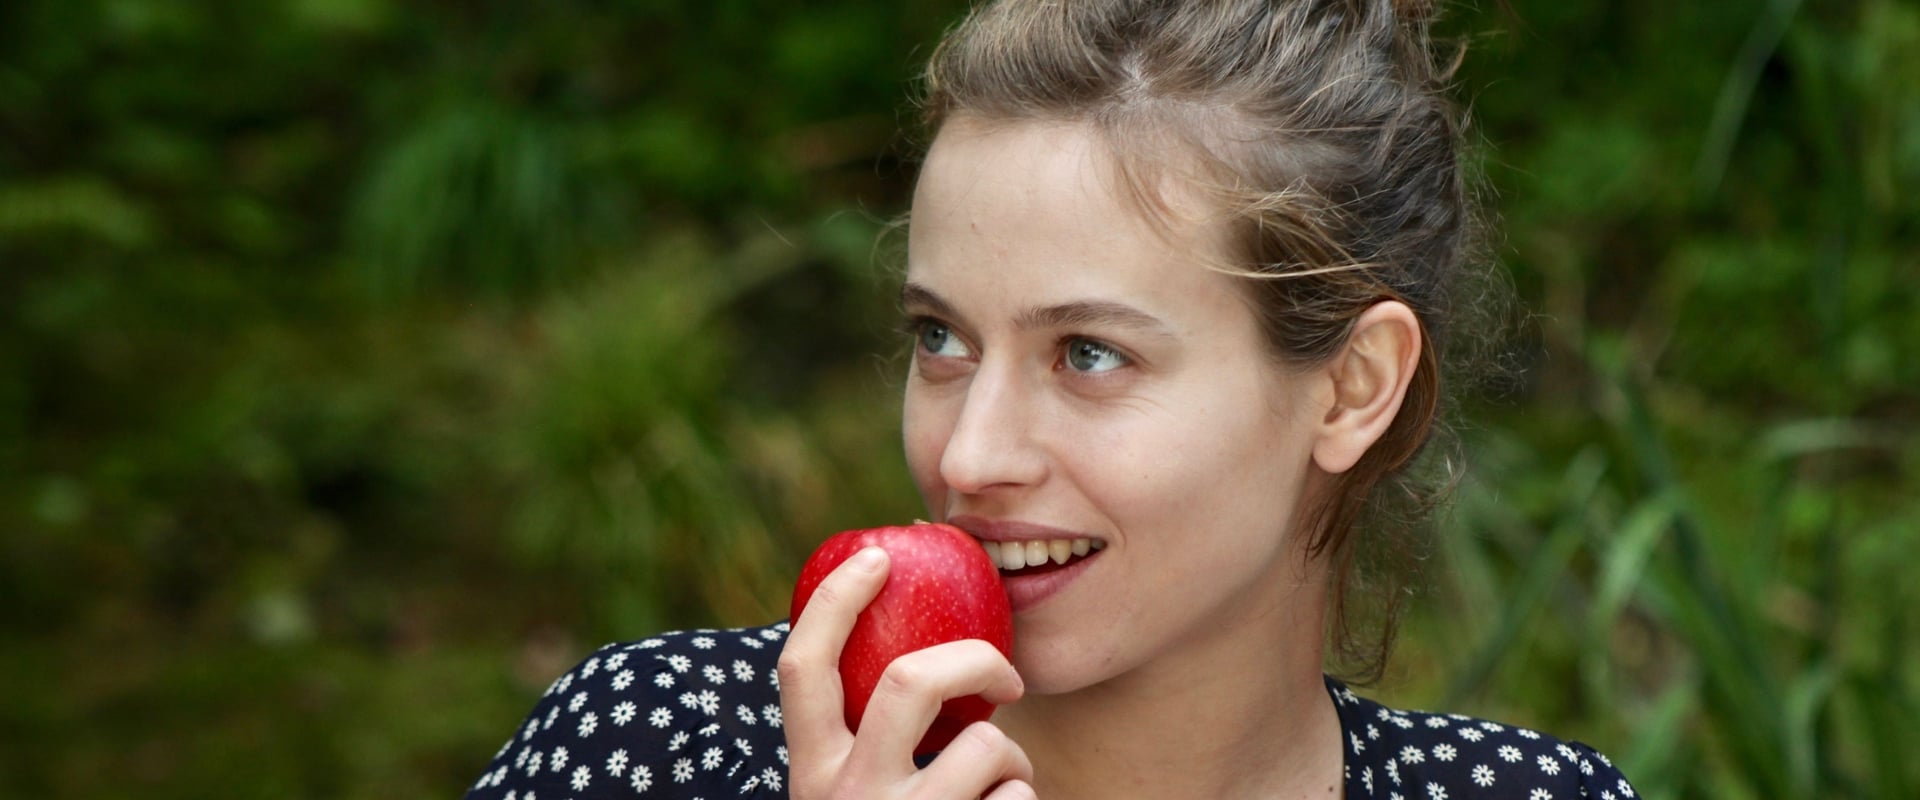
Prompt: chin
<box><xmin>1008</xmin><ymin>633</ymin><xmax>1117</xmax><ymax>697</ymax></box>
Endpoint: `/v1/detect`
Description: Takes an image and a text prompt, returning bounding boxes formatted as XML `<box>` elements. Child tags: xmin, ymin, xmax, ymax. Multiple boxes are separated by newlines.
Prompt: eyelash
<box><xmin>904</xmin><ymin>315</ymin><xmax>1134</xmax><ymax>374</ymax></box>
<box><xmin>903</xmin><ymin>315</ymin><xmax>959</xmax><ymax>350</ymax></box>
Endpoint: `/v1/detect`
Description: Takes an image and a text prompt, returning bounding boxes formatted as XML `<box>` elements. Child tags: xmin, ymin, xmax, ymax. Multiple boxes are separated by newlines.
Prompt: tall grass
<box><xmin>1415</xmin><ymin>323</ymin><xmax>1918</xmax><ymax>800</ymax></box>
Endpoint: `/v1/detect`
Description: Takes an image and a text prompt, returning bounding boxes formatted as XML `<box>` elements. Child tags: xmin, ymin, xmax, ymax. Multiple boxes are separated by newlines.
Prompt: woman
<box><xmin>466</xmin><ymin>1</ymin><xmax>1638</xmax><ymax>798</ymax></box>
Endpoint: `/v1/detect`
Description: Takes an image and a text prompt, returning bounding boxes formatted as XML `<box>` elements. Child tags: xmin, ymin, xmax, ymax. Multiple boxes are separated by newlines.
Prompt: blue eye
<box><xmin>1064</xmin><ymin>337</ymin><xmax>1128</xmax><ymax>373</ymax></box>
<box><xmin>917</xmin><ymin>321</ymin><xmax>970</xmax><ymax>357</ymax></box>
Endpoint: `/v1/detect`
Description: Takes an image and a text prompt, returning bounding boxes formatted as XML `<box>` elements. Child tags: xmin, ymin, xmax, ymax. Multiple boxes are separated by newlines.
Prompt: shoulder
<box><xmin>1328</xmin><ymin>677</ymin><xmax>1640</xmax><ymax>800</ymax></box>
<box><xmin>465</xmin><ymin>623</ymin><xmax>794</xmax><ymax>799</ymax></box>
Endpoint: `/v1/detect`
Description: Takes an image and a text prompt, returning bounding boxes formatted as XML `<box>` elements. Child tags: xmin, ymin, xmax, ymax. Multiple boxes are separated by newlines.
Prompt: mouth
<box><xmin>946</xmin><ymin>515</ymin><xmax>1108</xmax><ymax>577</ymax></box>
<box><xmin>979</xmin><ymin>536</ymin><xmax>1105</xmax><ymax>576</ymax></box>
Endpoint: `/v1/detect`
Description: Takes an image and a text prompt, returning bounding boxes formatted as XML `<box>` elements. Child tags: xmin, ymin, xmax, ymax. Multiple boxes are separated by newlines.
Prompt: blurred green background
<box><xmin>2</xmin><ymin>0</ymin><xmax>1915</xmax><ymax>797</ymax></box>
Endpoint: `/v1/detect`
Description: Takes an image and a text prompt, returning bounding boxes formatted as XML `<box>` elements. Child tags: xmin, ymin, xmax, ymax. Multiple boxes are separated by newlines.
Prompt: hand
<box><xmin>779</xmin><ymin>547</ymin><xmax>1035</xmax><ymax>799</ymax></box>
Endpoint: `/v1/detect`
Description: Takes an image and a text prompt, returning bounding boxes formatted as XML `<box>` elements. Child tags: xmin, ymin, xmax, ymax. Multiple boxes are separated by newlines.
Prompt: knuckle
<box><xmin>873</xmin><ymin>658</ymin><xmax>930</xmax><ymax>699</ymax></box>
<box><xmin>775</xmin><ymin>649</ymin><xmax>813</xmax><ymax>687</ymax></box>
<box><xmin>807</xmin><ymin>580</ymin><xmax>848</xmax><ymax>612</ymax></box>
<box><xmin>954</xmin><ymin>720</ymin><xmax>1010</xmax><ymax>753</ymax></box>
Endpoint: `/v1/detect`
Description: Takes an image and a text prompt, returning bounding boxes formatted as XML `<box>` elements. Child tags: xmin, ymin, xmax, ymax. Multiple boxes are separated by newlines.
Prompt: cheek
<box><xmin>1105</xmin><ymin>385</ymin><xmax>1314</xmax><ymax>531</ymax></box>
<box><xmin>900</xmin><ymin>389</ymin><xmax>954</xmax><ymax>506</ymax></box>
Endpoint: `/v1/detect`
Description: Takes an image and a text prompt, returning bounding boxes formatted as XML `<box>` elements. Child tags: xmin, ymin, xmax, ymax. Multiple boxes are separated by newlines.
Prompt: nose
<box><xmin>938</xmin><ymin>360</ymin><xmax>1048</xmax><ymax>496</ymax></box>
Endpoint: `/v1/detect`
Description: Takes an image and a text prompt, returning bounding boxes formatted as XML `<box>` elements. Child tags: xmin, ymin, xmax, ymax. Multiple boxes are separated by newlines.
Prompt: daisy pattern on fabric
<box><xmin>463</xmin><ymin>624</ymin><xmax>1638</xmax><ymax>800</ymax></box>
<box><xmin>1471</xmin><ymin>764</ymin><xmax>1495</xmax><ymax>787</ymax></box>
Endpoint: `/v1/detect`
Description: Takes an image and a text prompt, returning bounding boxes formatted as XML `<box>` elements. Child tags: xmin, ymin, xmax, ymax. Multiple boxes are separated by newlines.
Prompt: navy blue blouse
<box><xmin>465</xmin><ymin>623</ymin><xmax>1638</xmax><ymax>799</ymax></box>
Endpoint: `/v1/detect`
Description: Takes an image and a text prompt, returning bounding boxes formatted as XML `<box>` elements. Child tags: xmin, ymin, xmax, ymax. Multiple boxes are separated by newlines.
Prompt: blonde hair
<box><xmin>920</xmin><ymin>0</ymin><xmax>1500</xmax><ymax>683</ymax></box>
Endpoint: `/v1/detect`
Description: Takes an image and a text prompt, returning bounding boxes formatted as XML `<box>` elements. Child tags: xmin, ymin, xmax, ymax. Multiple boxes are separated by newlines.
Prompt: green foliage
<box><xmin>1381</xmin><ymin>2</ymin><xmax>1920</xmax><ymax>798</ymax></box>
<box><xmin>1</xmin><ymin>0</ymin><xmax>1913</xmax><ymax>796</ymax></box>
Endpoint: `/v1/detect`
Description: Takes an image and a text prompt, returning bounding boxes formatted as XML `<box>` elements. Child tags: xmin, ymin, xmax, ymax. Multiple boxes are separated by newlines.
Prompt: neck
<box><xmin>995</xmin><ymin>587</ymin><xmax>1344</xmax><ymax>800</ymax></box>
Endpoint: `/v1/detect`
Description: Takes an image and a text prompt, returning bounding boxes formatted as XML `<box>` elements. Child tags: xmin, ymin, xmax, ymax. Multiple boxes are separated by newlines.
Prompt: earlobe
<box><xmin>1312</xmin><ymin>301</ymin><xmax>1423</xmax><ymax>474</ymax></box>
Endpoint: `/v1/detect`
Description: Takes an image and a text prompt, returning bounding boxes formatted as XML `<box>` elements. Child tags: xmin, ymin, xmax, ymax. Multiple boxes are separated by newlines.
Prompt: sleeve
<box><xmin>461</xmin><ymin>625</ymin><xmax>794</xmax><ymax>799</ymax></box>
<box><xmin>1570</xmin><ymin>739</ymin><xmax>1641</xmax><ymax>800</ymax></box>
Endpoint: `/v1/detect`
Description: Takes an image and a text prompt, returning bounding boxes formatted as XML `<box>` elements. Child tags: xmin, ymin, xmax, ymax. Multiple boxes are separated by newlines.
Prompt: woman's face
<box><xmin>902</xmin><ymin>118</ymin><xmax>1334</xmax><ymax>694</ymax></box>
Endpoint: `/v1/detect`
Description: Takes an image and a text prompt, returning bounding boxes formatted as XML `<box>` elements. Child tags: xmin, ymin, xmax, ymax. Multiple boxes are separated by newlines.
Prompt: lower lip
<box><xmin>1000</xmin><ymin>552</ymin><xmax>1099</xmax><ymax>613</ymax></box>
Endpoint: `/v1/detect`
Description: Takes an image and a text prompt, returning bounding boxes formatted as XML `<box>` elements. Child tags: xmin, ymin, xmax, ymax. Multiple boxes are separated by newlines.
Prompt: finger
<box><xmin>982</xmin><ymin>779</ymin><xmax>1039</xmax><ymax>800</ymax></box>
<box><xmin>843</xmin><ymin>638</ymin><xmax>1023</xmax><ymax>776</ymax></box>
<box><xmin>912</xmin><ymin>722</ymin><xmax>1035</xmax><ymax>799</ymax></box>
<box><xmin>778</xmin><ymin>547</ymin><xmax>891</xmax><ymax>764</ymax></box>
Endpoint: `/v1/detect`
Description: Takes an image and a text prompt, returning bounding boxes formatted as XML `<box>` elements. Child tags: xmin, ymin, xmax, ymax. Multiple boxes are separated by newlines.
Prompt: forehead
<box><xmin>904</xmin><ymin>118</ymin><xmax>1267</xmax><ymax>353</ymax></box>
<box><xmin>907</xmin><ymin>118</ymin><xmax>1230</xmax><ymax>293</ymax></box>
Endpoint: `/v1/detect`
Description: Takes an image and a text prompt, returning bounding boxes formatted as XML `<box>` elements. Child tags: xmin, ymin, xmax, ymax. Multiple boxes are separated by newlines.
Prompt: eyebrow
<box><xmin>900</xmin><ymin>282</ymin><xmax>1174</xmax><ymax>338</ymax></box>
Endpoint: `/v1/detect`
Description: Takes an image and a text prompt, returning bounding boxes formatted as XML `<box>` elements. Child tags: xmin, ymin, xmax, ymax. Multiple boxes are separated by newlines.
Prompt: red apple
<box><xmin>790</xmin><ymin>522</ymin><xmax>1014</xmax><ymax>755</ymax></box>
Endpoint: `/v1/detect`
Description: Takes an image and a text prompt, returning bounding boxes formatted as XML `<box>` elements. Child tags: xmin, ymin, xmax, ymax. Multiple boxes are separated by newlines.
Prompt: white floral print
<box><xmin>464</xmin><ymin>624</ymin><xmax>1638</xmax><ymax>799</ymax></box>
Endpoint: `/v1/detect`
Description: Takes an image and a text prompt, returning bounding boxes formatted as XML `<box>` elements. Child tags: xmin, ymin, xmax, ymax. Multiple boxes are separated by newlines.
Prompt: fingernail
<box><xmin>850</xmin><ymin>547</ymin><xmax>887</xmax><ymax>570</ymax></box>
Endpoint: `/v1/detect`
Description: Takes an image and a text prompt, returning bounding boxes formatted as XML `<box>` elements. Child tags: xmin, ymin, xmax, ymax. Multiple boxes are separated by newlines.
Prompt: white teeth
<box><xmin>1001</xmin><ymin>543</ymin><xmax>1027</xmax><ymax>571</ymax></box>
<box><xmin>1023</xmin><ymin>540</ymin><xmax>1047</xmax><ymax>568</ymax></box>
<box><xmin>978</xmin><ymin>537</ymin><xmax>1106</xmax><ymax>570</ymax></box>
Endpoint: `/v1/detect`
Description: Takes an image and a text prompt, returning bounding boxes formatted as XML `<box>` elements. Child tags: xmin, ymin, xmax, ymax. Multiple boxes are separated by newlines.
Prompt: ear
<box><xmin>1312</xmin><ymin>300</ymin><xmax>1423</xmax><ymax>475</ymax></box>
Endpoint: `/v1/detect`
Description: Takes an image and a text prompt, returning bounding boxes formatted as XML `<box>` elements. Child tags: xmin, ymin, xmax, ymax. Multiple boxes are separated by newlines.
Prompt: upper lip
<box><xmin>946</xmin><ymin>514</ymin><xmax>1100</xmax><ymax>543</ymax></box>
